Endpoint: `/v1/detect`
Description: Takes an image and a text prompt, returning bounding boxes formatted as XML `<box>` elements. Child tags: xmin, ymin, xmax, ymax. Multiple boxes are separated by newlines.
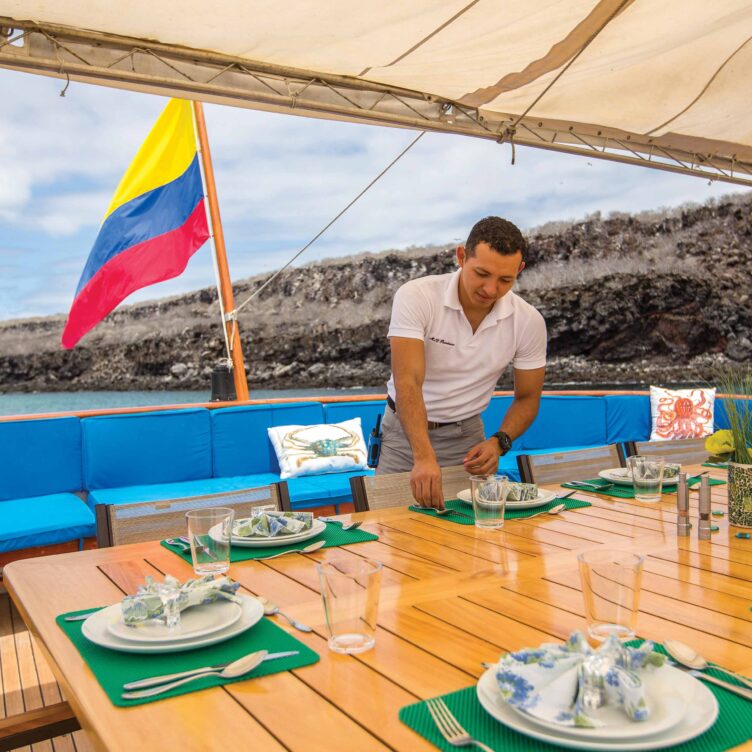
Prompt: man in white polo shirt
<box><xmin>378</xmin><ymin>216</ymin><xmax>546</xmax><ymax>508</ymax></box>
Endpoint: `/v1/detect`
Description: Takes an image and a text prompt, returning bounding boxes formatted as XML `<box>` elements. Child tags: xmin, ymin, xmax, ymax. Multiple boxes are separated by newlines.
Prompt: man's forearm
<box><xmin>499</xmin><ymin>394</ymin><xmax>541</xmax><ymax>439</ymax></box>
<box><xmin>394</xmin><ymin>381</ymin><xmax>435</xmax><ymax>462</ymax></box>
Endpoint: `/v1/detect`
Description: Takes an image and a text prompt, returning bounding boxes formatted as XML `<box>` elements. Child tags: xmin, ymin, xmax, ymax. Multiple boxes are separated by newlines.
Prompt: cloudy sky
<box><xmin>1</xmin><ymin>68</ymin><xmax>748</xmax><ymax>321</ymax></box>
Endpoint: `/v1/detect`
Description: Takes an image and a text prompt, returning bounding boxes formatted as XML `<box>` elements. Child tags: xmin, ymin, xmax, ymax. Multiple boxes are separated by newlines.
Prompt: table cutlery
<box><xmin>567</xmin><ymin>480</ymin><xmax>613</xmax><ymax>491</ymax></box>
<box><xmin>121</xmin><ymin>649</ymin><xmax>283</xmax><ymax>699</ymax></box>
<box><xmin>254</xmin><ymin>540</ymin><xmax>325</xmax><ymax>560</ymax></box>
<box><xmin>165</xmin><ymin>537</ymin><xmax>190</xmax><ymax>552</ymax></box>
<box><xmin>256</xmin><ymin>596</ymin><xmax>313</xmax><ymax>632</ymax></box>
<box><xmin>667</xmin><ymin>662</ymin><xmax>752</xmax><ymax>701</ymax></box>
<box><xmin>425</xmin><ymin>697</ymin><xmax>494</xmax><ymax>752</ymax></box>
<box><xmin>522</xmin><ymin>502</ymin><xmax>566</xmax><ymax>520</ymax></box>
<box><xmin>64</xmin><ymin>610</ymin><xmax>102</xmax><ymax>622</ymax></box>
<box><xmin>122</xmin><ymin>650</ymin><xmax>300</xmax><ymax>690</ymax></box>
<box><xmin>185</xmin><ymin>535</ymin><xmax>218</xmax><ymax>561</ymax></box>
<box><xmin>318</xmin><ymin>516</ymin><xmax>362</xmax><ymax>531</ymax></box>
<box><xmin>664</xmin><ymin>639</ymin><xmax>752</xmax><ymax>689</ymax></box>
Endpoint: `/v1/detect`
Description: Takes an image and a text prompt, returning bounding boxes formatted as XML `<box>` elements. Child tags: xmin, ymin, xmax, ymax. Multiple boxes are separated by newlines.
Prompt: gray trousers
<box><xmin>375</xmin><ymin>407</ymin><xmax>485</xmax><ymax>474</ymax></box>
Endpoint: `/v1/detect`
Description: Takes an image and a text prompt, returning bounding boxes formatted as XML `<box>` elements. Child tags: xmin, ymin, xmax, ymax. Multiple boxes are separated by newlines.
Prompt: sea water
<box><xmin>0</xmin><ymin>387</ymin><xmax>384</xmax><ymax>416</ymax></box>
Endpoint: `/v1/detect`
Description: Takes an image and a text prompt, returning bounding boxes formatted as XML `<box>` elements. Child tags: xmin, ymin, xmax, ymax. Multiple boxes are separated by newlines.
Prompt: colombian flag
<box><xmin>62</xmin><ymin>99</ymin><xmax>210</xmax><ymax>348</ymax></box>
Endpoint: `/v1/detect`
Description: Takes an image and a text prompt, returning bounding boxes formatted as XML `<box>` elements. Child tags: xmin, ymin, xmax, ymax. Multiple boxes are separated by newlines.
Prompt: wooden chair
<box><xmin>0</xmin><ymin>703</ymin><xmax>80</xmax><ymax>752</ymax></box>
<box><xmin>517</xmin><ymin>445</ymin><xmax>623</xmax><ymax>485</ymax></box>
<box><xmin>349</xmin><ymin>465</ymin><xmax>471</xmax><ymax>512</ymax></box>
<box><xmin>95</xmin><ymin>483</ymin><xmax>291</xmax><ymax>547</ymax></box>
<box><xmin>624</xmin><ymin>437</ymin><xmax>709</xmax><ymax>465</ymax></box>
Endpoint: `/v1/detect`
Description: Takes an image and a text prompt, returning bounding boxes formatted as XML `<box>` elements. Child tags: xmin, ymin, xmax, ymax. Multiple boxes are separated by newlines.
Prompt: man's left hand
<box><xmin>463</xmin><ymin>439</ymin><xmax>501</xmax><ymax>475</ymax></box>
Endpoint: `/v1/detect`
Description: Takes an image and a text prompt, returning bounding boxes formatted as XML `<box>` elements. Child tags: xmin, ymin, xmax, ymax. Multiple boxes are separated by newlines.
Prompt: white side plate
<box><xmin>219</xmin><ymin>518</ymin><xmax>326</xmax><ymax>548</ymax></box>
<box><xmin>107</xmin><ymin>599</ymin><xmax>241</xmax><ymax>643</ymax></box>
<box><xmin>476</xmin><ymin>665</ymin><xmax>718</xmax><ymax>751</ymax></box>
<box><xmin>456</xmin><ymin>488</ymin><xmax>558</xmax><ymax>510</ymax></box>
<box><xmin>82</xmin><ymin>595</ymin><xmax>264</xmax><ymax>653</ymax></box>
<box><xmin>598</xmin><ymin>468</ymin><xmax>678</xmax><ymax>486</ymax></box>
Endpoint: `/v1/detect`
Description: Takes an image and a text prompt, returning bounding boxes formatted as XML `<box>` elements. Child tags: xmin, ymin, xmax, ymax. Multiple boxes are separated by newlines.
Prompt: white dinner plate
<box><xmin>106</xmin><ymin>599</ymin><xmax>241</xmax><ymax>643</ymax></box>
<box><xmin>598</xmin><ymin>468</ymin><xmax>678</xmax><ymax>486</ymax></box>
<box><xmin>476</xmin><ymin>664</ymin><xmax>718</xmax><ymax>751</ymax></box>
<box><xmin>82</xmin><ymin>595</ymin><xmax>264</xmax><ymax>653</ymax></box>
<box><xmin>456</xmin><ymin>488</ymin><xmax>558</xmax><ymax>510</ymax></box>
<box><xmin>218</xmin><ymin>518</ymin><xmax>326</xmax><ymax>548</ymax></box>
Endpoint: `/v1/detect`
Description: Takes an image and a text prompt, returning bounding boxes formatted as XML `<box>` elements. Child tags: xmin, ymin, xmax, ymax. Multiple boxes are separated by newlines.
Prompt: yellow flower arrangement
<box><xmin>705</xmin><ymin>429</ymin><xmax>735</xmax><ymax>461</ymax></box>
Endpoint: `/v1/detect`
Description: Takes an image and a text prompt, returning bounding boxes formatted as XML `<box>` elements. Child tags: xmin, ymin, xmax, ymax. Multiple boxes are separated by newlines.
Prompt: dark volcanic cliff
<box><xmin>1</xmin><ymin>193</ymin><xmax>751</xmax><ymax>392</ymax></box>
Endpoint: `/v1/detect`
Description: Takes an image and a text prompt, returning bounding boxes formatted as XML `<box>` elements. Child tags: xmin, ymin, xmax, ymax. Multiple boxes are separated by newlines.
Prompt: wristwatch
<box><xmin>490</xmin><ymin>430</ymin><xmax>512</xmax><ymax>456</ymax></box>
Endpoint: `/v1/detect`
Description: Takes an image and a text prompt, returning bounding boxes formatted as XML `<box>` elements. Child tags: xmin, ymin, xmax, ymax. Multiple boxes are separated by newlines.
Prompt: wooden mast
<box><xmin>192</xmin><ymin>101</ymin><xmax>249</xmax><ymax>401</ymax></box>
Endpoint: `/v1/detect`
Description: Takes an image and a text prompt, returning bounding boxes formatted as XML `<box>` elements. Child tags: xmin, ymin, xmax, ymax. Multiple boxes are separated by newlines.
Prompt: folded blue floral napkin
<box><xmin>495</xmin><ymin>632</ymin><xmax>665</xmax><ymax>728</ymax></box>
<box><xmin>121</xmin><ymin>574</ymin><xmax>240</xmax><ymax>626</ymax></box>
<box><xmin>233</xmin><ymin>510</ymin><xmax>313</xmax><ymax>538</ymax></box>
<box><xmin>506</xmin><ymin>482</ymin><xmax>538</xmax><ymax>501</ymax></box>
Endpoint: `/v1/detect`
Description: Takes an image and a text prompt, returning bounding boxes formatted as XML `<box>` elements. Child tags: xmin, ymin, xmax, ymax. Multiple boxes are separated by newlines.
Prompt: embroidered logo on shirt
<box><xmin>429</xmin><ymin>336</ymin><xmax>455</xmax><ymax>347</ymax></box>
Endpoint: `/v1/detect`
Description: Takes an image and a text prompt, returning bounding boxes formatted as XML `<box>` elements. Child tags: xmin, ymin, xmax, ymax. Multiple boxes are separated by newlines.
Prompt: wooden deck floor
<box><xmin>0</xmin><ymin>590</ymin><xmax>92</xmax><ymax>752</ymax></box>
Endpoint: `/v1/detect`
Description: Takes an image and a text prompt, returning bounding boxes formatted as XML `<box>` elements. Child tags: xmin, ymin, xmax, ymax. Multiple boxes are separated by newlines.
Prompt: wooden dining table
<box><xmin>4</xmin><ymin>463</ymin><xmax>751</xmax><ymax>752</ymax></box>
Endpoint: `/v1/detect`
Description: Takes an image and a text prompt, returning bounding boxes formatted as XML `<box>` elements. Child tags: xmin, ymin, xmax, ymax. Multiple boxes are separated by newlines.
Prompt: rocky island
<box><xmin>1</xmin><ymin>193</ymin><xmax>750</xmax><ymax>393</ymax></box>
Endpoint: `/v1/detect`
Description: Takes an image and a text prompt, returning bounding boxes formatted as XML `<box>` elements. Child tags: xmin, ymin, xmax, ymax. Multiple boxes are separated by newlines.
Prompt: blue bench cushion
<box><xmin>323</xmin><ymin>401</ymin><xmax>385</xmax><ymax>436</ymax></box>
<box><xmin>211</xmin><ymin>403</ymin><xmax>326</xmax><ymax>477</ymax></box>
<box><xmin>605</xmin><ymin>395</ymin><xmax>651</xmax><ymax>444</ymax></box>
<box><xmin>517</xmin><ymin>396</ymin><xmax>607</xmax><ymax>450</ymax></box>
<box><xmin>0</xmin><ymin>493</ymin><xmax>95</xmax><ymax>553</ymax></box>
<box><xmin>83</xmin><ymin>408</ymin><xmax>212</xmax><ymax>490</ymax></box>
<box><xmin>0</xmin><ymin>416</ymin><xmax>82</xmax><ymax>501</ymax></box>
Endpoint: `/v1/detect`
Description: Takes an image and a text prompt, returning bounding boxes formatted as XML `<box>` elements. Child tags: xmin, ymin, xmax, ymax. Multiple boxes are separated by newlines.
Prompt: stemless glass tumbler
<box><xmin>185</xmin><ymin>507</ymin><xmax>234</xmax><ymax>575</ymax></box>
<box><xmin>470</xmin><ymin>474</ymin><xmax>509</xmax><ymax>529</ymax></box>
<box><xmin>317</xmin><ymin>558</ymin><xmax>382</xmax><ymax>654</ymax></box>
<box><xmin>577</xmin><ymin>549</ymin><xmax>644</xmax><ymax>642</ymax></box>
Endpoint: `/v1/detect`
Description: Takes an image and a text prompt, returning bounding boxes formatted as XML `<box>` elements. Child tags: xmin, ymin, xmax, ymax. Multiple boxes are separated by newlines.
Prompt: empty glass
<box><xmin>628</xmin><ymin>455</ymin><xmax>666</xmax><ymax>502</ymax></box>
<box><xmin>185</xmin><ymin>507</ymin><xmax>234</xmax><ymax>575</ymax></box>
<box><xmin>317</xmin><ymin>558</ymin><xmax>382</xmax><ymax>654</ymax></box>
<box><xmin>577</xmin><ymin>550</ymin><xmax>644</xmax><ymax>641</ymax></box>
<box><xmin>470</xmin><ymin>474</ymin><xmax>509</xmax><ymax>529</ymax></box>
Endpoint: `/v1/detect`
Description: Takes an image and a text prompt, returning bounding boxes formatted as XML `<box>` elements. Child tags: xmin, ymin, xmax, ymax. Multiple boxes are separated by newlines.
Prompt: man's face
<box><xmin>456</xmin><ymin>242</ymin><xmax>525</xmax><ymax>309</ymax></box>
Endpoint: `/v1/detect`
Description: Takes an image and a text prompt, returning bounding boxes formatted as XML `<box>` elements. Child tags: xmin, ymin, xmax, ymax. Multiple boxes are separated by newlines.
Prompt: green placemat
<box><xmin>703</xmin><ymin>462</ymin><xmax>729</xmax><ymax>469</ymax></box>
<box><xmin>162</xmin><ymin>522</ymin><xmax>378</xmax><ymax>562</ymax></box>
<box><xmin>561</xmin><ymin>476</ymin><xmax>726</xmax><ymax>499</ymax></box>
<box><xmin>57</xmin><ymin>606</ymin><xmax>319</xmax><ymax>707</ymax></box>
<box><xmin>408</xmin><ymin>497</ymin><xmax>592</xmax><ymax>526</ymax></box>
<box><xmin>399</xmin><ymin>642</ymin><xmax>751</xmax><ymax>752</ymax></box>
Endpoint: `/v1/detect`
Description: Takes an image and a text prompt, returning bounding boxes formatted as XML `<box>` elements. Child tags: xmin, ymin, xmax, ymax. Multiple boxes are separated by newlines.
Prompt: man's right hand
<box><xmin>410</xmin><ymin>458</ymin><xmax>444</xmax><ymax>509</ymax></box>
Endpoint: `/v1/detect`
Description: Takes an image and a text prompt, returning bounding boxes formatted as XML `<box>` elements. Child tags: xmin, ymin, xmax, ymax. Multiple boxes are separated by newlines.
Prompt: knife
<box><xmin>122</xmin><ymin>650</ymin><xmax>300</xmax><ymax>690</ymax></box>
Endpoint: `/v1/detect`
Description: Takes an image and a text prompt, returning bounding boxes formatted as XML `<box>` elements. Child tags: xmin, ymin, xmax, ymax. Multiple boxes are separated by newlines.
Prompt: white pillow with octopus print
<box><xmin>267</xmin><ymin>417</ymin><xmax>368</xmax><ymax>479</ymax></box>
<box><xmin>649</xmin><ymin>386</ymin><xmax>715</xmax><ymax>441</ymax></box>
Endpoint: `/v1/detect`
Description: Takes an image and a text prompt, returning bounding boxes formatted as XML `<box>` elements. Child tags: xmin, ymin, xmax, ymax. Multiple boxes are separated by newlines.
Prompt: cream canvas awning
<box><xmin>2</xmin><ymin>1</ymin><xmax>752</xmax><ymax>184</ymax></box>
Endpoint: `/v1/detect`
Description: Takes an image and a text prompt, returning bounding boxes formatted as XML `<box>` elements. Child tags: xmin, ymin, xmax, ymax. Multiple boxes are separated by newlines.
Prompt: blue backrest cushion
<box><xmin>323</xmin><ymin>401</ymin><xmax>386</xmax><ymax>437</ymax></box>
<box><xmin>83</xmin><ymin>408</ymin><xmax>212</xmax><ymax>489</ymax></box>
<box><xmin>517</xmin><ymin>395</ymin><xmax>607</xmax><ymax>450</ymax></box>
<box><xmin>0</xmin><ymin>416</ymin><xmax>82</xmax><ymax>501</ymax></box>
<box><xmin>480</xmin><ymin>395</ymin><xmax>517</xmax><ymax>446</ymax></box>
<box><xmin>605</xmin><ymin>395</ymin><xmax>651</xmax><ymax>443</ymax></box>
<box><xmin>714</xmin><ymin>397</ymin><xmax>751</xmax><ymax>430</ymax></box>
<box><xmin>212</xmin><ymin>402</ymin><xmax>326</xmax><ymax>477</ymax></box>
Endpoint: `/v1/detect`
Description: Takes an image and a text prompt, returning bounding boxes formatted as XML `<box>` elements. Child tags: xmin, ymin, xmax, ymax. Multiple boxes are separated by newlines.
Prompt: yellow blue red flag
<box><xmin>62</xmin><ymin>99</ymin><xmax>209</xmax><ymax>348</ymax></box>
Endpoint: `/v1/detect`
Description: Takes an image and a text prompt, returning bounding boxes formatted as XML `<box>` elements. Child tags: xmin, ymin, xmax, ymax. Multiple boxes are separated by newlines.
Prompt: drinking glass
<box><xmin>470</xmin><ymin>474</ymin><xmax>509</xmax><ymax>529</ymax></box>
<box><xmin>317</xmin><ymin>558</ymin><xmax>382</xmax><ymax>654</ymax></box>
<box><xmin>185</xmin><ymin>507</ymin><xmax>234</xmax><ymax>575</ymax></box>
<box><xmin>628</xmin><ymin>455</ymin><xmax>666</xmax><ymax>502</ymax></box>
<box><xmin>577</xmin><ymin>550</ymin><xmax>644</xmax><ymax>641</ymax></box>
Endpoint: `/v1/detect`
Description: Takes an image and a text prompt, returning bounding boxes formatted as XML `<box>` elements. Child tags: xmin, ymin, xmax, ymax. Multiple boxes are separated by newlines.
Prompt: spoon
<box><xmin>523</xmin><ymin>503</ymin><xmax>566</xmax><ymax>520</ymax></box>
<box><xmin>664</xmin><ymin>639</ymin><xmax>752</xmax><ymax>689</ymax></box>
<box><xmin>434</xmin><ymin>507</ymin><xmax>474</xmax><ymax>519</ymax></box>
<box><xmin>318</xmin><ymin>516</ymin><xmax>362</xmax><ymax>531</ymax></box>
<box><xmin>255</xmin><ymin>540</ymin><xmax>325</xmax><ymax>560</ymax></box>
<box><xmin>256</xmin><ymin>596</ymin><xmax>313</xmax><ymax>632</ymax></box>
<box><xmin>165</xmin><ymin>537</ymin><xmax>190</xmax><ymax>552</ymax></box>
<box><xmin>121</xmin><ymin>650</ymin><xmax>270</xmax><ymax>699</ymax></box>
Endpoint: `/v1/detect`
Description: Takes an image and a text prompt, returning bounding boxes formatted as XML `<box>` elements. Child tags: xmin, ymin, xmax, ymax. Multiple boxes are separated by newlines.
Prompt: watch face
<box><xmin>496</xmin><ymin>432</ymin><xmax>512</xmax><ymax>451</ymax></box>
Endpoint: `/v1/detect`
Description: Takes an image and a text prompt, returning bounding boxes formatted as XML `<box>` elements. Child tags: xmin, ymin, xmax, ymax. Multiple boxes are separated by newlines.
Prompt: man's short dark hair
<box><xmin>465</xmin><ymin>216</ymin><xmax>527</xmax><ymax>257</ymax></box>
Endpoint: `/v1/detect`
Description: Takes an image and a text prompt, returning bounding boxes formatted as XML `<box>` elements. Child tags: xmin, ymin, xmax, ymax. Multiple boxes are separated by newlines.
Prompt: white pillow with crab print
<box><xmin>649</xmin><ymin>385</ymin><xmax>715</xmax><ymax>441</ymax></box>
<box><xmin>267</xmin><ymin>417</ymin><xmax>368</xmax><ymax>479</ymax></box>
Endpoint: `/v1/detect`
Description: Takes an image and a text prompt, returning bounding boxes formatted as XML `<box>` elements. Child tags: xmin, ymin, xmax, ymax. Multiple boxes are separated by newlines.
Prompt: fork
<box><xmin>566</xmin><ymin>480</ymin><xmax>613</xmax><ymax>491</ymax></box>
<box><xmin>318</xmin><ymin>517</ymin><xmax>362</xmax><ymax>531</ymax></box>
<box><xmin>425</xmin><ymin>697</ymin><xmax>494</xmax><ymax>752</ymax></box>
